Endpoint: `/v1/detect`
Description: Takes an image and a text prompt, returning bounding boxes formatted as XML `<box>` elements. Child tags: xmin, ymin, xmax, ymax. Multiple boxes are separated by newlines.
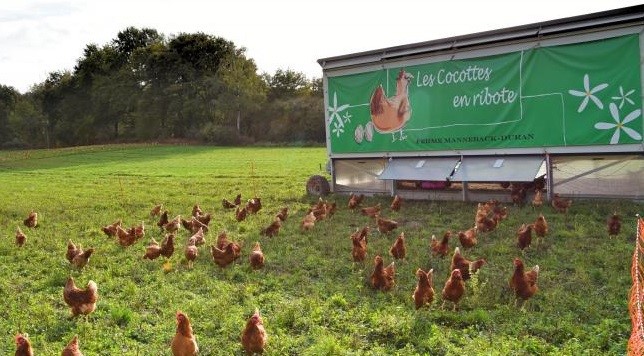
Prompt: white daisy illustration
<box><xmin>594</xmin><ymin>103</ymin><xmax>642</xmax><ymax>144</ymax></box>
<box><xmin>611</xmin><ymin>86</ymin><xmax>635</xmax><ymax>109</ymax></box>
<box><xmin>328</xmin><ymin>92</ymin><xmax>350</xmax><ymax>129</ymax></box>
<box><xmin>568</xmin><ymin>74</ymin><xmax>608</xmax><ymax>113</ymax></box>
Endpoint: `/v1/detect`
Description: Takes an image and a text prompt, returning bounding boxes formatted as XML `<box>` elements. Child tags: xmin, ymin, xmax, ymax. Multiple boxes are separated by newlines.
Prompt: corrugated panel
<box><xmin>378</xmin><ymin>158</ymin><xmax>459</xmax><ymax>181</ymax></box>
<box><xmin>451</xmin><ymin>156</ymin><xmax>544</xmax><ymax>182</ymax></box>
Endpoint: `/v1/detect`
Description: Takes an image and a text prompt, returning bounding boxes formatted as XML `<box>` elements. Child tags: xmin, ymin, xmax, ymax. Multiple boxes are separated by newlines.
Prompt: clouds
<box><xmin>0</xmin><ymin>0</ymin><xmax>641</xmax><ymax>93</ymax></box>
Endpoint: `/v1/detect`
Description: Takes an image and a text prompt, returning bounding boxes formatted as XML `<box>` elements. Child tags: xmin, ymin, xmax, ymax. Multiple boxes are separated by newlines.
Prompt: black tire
<box><xmin>306</xmin><ymin>175</ymin><xmax>331</xmax><ymax>196</ymax></box>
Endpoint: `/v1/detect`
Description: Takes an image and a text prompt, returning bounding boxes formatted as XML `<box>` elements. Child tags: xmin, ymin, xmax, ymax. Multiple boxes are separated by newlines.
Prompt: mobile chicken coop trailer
<box><xmin>315</xmin><ymin>5</ymin><xmax>644</xmax><ymax>202</ymax></box>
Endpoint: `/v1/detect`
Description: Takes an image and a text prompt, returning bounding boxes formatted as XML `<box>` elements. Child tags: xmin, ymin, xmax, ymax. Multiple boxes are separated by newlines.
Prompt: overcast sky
<box><xmin>0</xmin><ymin>0</ymin><xmax>641</xmax><ymax>93</ymax></box>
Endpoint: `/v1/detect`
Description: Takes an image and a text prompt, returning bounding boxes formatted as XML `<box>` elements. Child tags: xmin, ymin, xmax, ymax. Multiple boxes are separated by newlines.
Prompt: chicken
<box><xmin>552</xmin><ymin>193</ymin><xmax>572</xmax><ymax>214</ymax></box>
<box><xmin>517</xmin><ymin>223</ymin><xmax>533</xmax><ymax>252</ymax></box>
<box><xmin>143</xmin><ymin>237</ymin><xmax>162</xmax><ymax>260</ymax></box>
<box><xmin>234</xmin><ymin>193</ymin><xmax>242</xmax><ymax>206</ymax></box>
<box><xmin>301</xmin><ymin>211</ymin><xmax>316</xmax><ymax>231</ymax></box>
<box><xmin>150</xmin><ymin>204</ymin><xmax>163</xmax><ymax>217</ymax></box>
<box><xmin>275</xmin><ymin>206</ymin><xmax>289</xmax><ymax>222</ymax></box>
<box><xmin>157</xmin><ymin>210</ymin><xmax>169</xmax><ymax>228</ymax></box>
<box><xmin>476</xmin><ymin>214</ymin><xmax>498</xmax><ymax>233</ymax></box>
<box><xmin>261</xmin><ymin>218</ymin><xmax>282</xmax><ymax>237</ymax></box>
<box><xmin>216</xmin><ymin>230</ymin><xmax>230</xmax><ymax>250</ymax></box>
<box><xmin>249</xmin><ymin>242</ymin><xmax>265</xmax><ymax>270</ymax></box>
<box><xmin>375</xmin><ymin>214</ymin><xmax>398</xmax><ymax>234</ymax></box>
<box><xmin>181</xmin><ymin>216</ymin><xmax>209</xmax><ymax>234</ymax></box>
<box><xmin>14</xmin><ymin>333</ymin><xmax>33</xmax><ymax>356</ymax></box>
<box><xmin>389</xmin><ymin>232</ymin><xmax>406</xmax><ymax>260</ymax></box>
<box><xmin>533</xmin><ymin>214</ymin><xmax>548</xmax><ymax>244</ymax></box>
<box><xmin>510</xmin><ymin>184</ymin><xmax>527</xmax><ymax>206</ymax></box>
<box><xmin>390</xmin><ymin>194</ymin><xmax>402</xmax><ymax>212</ymax></box>
<box><xmin>361</xmin><ymin>203</ymin><xmax>381</xmax><ymax>218</ymax></box>
<box><xmin>412</xmin><ymin>268</ymin><xmax>434</xmax><ymax>309</ymax></box>
<box><xmin>350</xmin><ymin>227</ymin><xmax>369</xmax><ymax>262</ymax></box>
<box><xmin>171</xmin><ymin>311</ymin><xmax>199</xmax><ymax>356</ymax></box>
<box><xmin>457</xmin><ymin>227</ymin><xmax>478</xmax><ymax>249</ymax></box>
<box><xmin>246</xmin><ymin>197</ymin><xmax>262</xmax><ymax>214</ymax></box>
<box><xmin>492</xmin><ymin>205</ymin><xmax>508</xmax><ymax>223</ymax></box>
<box><xmin>370</xmin><ymin>255</ymin><xmax>396</xmax><ymax>291</ymax></box>
<box><xmin>308</xmin><ymin>199</ymin><xmax>328</xmax><ymax>221</ymax></box>
<box><xmin>347</xmin><ymin>193</ymin><xmax>364</xmax><ymax>209</ymax></box>
<box><xmin>101</xmin><ymin>219</ymin><xmax>122</xmax><ymax>237</ymax></box>
<box><xmin>235</xmin><ymin>206</ymin><xmax>248</xmax><ymax>222</ymax></box>
<box><xmin>370</xmin><ymin>69</ymin><xmax>413</xmax><ymax>141</ymax></box>
<box><xmin>195</xmin><ymin>213</ymin><xmax>211</xmax><ymax>226</ymax></box>
<box><xmin>15</xmin><ymin>227</ymin><xmax>26</xmax><ymax>247</ymax></box>
<box><xmin>191</xmin><ymin>204</ymin><xmax>203</xmax><ymax>217</ymax></box>
<box><xmin>63</xmin><ymin>277</ymin><xmax>98</xmax><ymax>317</ymax></box>
<box><xmin>474</xmin><ymin>201</ymin><xmax>503</xmax><ymax>233</ymax></box>
<box><xmin>66</xmin><ymin>239</ymin><xmax>81</xmax><ymax>262</ymax></box>
<box><xmin>211</xmin><ymin>242</ymin><xmax>242</xmax><ymax>268</ymax></box>
<box><xmin>441</xmin><ymin>269</ymin><xmax>465</xmax><ymax>311</ymax></box>
<box><xmin>326</xmin><ymin>202</ymin><xmax>338</xmax><ymax>218</ymax></box>
<box><xmin>222</xmin><ymin>198</ymin><xmax>236</xmax><ymax>209</ymax></box>
<box><xmin>190</xmin><ymin>227</ymin><xmax>206</xmax><ymax>246</ymax></box>
<box><xmin>450</xmin><ymin>247</ymin><xmax>486</xmax><ymax>281</ymax></box>
<box><xmin>72</xmin><ymin>248</ymin><xmax>94</xmax><ymax>269</ymax></box>
<box><xmin>132</xmin><ymin>221</ymin><xmax>145</xmax><ymax>240</ymax></box>
<box><xmin>164</xmin><ymin>215</ymin><xmax>181</xmax><ymax>233</ymax></box>
<box><xmin>185</xmin><ymin>237</ymin><xmax>198</xmax><ymax>269</ymax></box>
<box><xmin>61</xmin><ymin>335</ymin><xmax>82</xmax><ymax>356</ymax></box>
<box><xmin>160</xmin><ymin>234</ymin><xmax>175</xmax><ymax>258</ymax></box>
<box><xmin>509</xmin><ymin>257</ymin><xmax>539</xmax><ymax>308</ymax></box>
<box><xmin>23</xmin><ymin>210</ymin><xmax>38</xmax><ymax>228</ymax></box>
<box><xmin>532</xmin><ymin>189</ymin><xmax>544</xmax><ymax>208</ymax></box>
<box><xmin>607</xmin><ymin>212</ymin><xmax>621</xmax><ymax>238</ymax></box>
<box><xmin>116</xmin><ymin>225</ymin><xmax>137</xmax><ymax>247</ymax></box>
<box><xmin>241</xmin><ymin>308</ymin><xmax>267</xmax><ymax>355</ymax></box>
<box><xmin>431</xmin><ymin>231</ymin><xmax>451</xmax><ymax>258</ymax></box>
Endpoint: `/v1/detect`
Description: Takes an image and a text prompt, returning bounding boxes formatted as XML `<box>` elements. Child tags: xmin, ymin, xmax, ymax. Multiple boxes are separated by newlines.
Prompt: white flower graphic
<box><xmin>331</xmin><ymin>121</ymin><xmax>344</xmax><ymax>137</ymax></box>
<box><xmin>568</xmin><ymin>74</ymin><xmax>608</xmax><ymax>113</ymax></box>
<box><xmin>611</xmin><ymin>86</ymin><xmax>635</xmax><ymax>109</ymax></box>
<box><xmin>594</xmin><ymin>103</ymin><xmax>642</xmax><ymax>144</ymax></box>
<box><xmin>342</xmin><ymin>111</ymin><xmax>352</xmax><ymax>125</ymax></box>
<box><xmin>328</xmin><ymin>92</ymin><xmax>349</xmax><ymax>129</ymax></box>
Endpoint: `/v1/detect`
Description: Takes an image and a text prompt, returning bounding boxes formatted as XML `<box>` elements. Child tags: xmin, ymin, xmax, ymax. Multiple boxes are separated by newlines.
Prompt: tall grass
<box><xmin>0</xmin><ymin>144</ymin><xmax>639</xmax><ymax>355</ymax></box>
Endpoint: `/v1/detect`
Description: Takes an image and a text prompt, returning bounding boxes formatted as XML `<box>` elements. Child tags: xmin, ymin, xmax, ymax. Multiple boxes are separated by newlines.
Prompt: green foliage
<box><xmin>4</xmin><ymin>27</ymin><xmax>321</xmax><ymax>148</ymax></box>
<box><xmin>0</xmin><ymin>145</ymin><xmax>639</xmax><ymax>354</ymax></box>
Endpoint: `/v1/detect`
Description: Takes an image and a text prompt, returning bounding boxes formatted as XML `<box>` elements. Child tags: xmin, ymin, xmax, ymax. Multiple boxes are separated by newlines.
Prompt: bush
<box><xmin>198</xmin><ymin>123</ymin><xmax>253</xmax><ymax>146</ymax></box>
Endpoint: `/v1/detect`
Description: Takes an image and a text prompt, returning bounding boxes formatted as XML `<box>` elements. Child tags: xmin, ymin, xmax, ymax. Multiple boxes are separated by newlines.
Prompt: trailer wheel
<box><xmin>306</xmin><ymin>175</ymin><xmax>330</xmax><ymax>196</ymax></box>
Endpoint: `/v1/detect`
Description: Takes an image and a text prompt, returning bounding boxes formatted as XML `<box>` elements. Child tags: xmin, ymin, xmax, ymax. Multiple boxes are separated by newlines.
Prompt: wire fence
<box><xmin>628</xmin><ymin>214</ymin><xmax>644</xmax><ymax>355</ymax></box>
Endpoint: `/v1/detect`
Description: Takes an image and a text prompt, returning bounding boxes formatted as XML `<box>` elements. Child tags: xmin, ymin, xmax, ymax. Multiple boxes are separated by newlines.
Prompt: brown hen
<box><xmin>63</xmin><ymin>277</ymin><xmax>98</xmax><ymax>317</ymax></box>
<box><xmin>241</xmin><ymin>309</ymin><xmax>267</xmax><ymax>354</ymax></box>
<box><xmin>370</xmin><ymin>255</ymin><xmax>395</xmax><ymax>291</ymax></box>
<box><xmin>412</xmin><ymin>268</ymin><xmax>434</xmax><ymax>309</ymax></box>
<box><xmin>171</xmin><ymin>311</ymin><xmax>199</xmax><ymax>356</ymax></box>
<box><xmin>441</xmin><ymin>269</ymin><xmax>465</xmax><ymax>311</ymax></box>
<box><xmin>61</xmin><ymin>335</ymin><xmax>83</xmax><ymax>356</ymax></box>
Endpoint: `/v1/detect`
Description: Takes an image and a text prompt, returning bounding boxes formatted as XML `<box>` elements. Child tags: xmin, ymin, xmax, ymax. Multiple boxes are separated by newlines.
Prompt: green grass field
<box><xmin>0</xmin><ymin>144</ymin><xmax>640</xmax><ymax>355</ymax></box>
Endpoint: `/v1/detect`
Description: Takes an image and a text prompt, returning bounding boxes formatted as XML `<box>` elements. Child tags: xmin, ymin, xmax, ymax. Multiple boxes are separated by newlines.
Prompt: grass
<box><xmin>0</xmin><ymin>144</ymin><xmax>640</xmax><ymax>355</ymax></box>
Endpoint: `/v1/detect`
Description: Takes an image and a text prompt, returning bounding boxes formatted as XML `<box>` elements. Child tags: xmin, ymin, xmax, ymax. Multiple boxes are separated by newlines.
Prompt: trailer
<box><xmin>316</xmin><ymin>5</ymin><xmax>644</xmax><ymax>201</ymax></box>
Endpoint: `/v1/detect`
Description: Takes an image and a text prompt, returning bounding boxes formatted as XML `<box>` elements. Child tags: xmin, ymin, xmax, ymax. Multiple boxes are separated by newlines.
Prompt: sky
<box><xmin>0</xmin><ymin>0</ymin><xmax>641</xmax><ymax>93</ymax></box>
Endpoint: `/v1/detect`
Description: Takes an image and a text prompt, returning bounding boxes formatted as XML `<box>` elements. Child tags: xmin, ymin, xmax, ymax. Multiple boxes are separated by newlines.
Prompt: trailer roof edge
<box><xmin>317</xmin><ymin>5</ymin><xmax>644</xmax><ymax>71</ymax></box>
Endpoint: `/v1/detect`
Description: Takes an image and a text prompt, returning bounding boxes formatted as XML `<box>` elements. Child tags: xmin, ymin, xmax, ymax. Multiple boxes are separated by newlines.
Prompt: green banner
<box><xmin>327</xmin><ymin>34</ymin><xmax>643</xmax><ymax>154</ymax></box>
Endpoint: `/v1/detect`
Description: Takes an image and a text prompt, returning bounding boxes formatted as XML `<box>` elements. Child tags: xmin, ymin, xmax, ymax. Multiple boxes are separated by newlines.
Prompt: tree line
<box><xmin>0</xmin><ymin>27</ymin><xmax>325</xmax><ymax>149</ymax></box>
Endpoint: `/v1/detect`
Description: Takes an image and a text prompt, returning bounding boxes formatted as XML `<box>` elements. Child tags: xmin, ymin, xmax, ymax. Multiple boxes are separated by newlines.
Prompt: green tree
<box><xmin>0</xmin><ymin>84</ymin><xmax>19</xmax><ymax>145</ymax></box>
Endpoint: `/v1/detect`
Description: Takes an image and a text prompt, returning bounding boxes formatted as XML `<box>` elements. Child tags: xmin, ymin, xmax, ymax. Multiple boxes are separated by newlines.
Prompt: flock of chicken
<box><xmin>11</xmin><ymin>189</ymin><xmax>624</xmax><ymax>355</ymax></box>
<box><xmin>13</xmin><ymin>195</ymin><xmax>270</xmax><ymax>356</ymax></box>
<box><xmin>349</xmin><ymin>190</ymin><xmax>622</xmax><ymax>314</ymax></box>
